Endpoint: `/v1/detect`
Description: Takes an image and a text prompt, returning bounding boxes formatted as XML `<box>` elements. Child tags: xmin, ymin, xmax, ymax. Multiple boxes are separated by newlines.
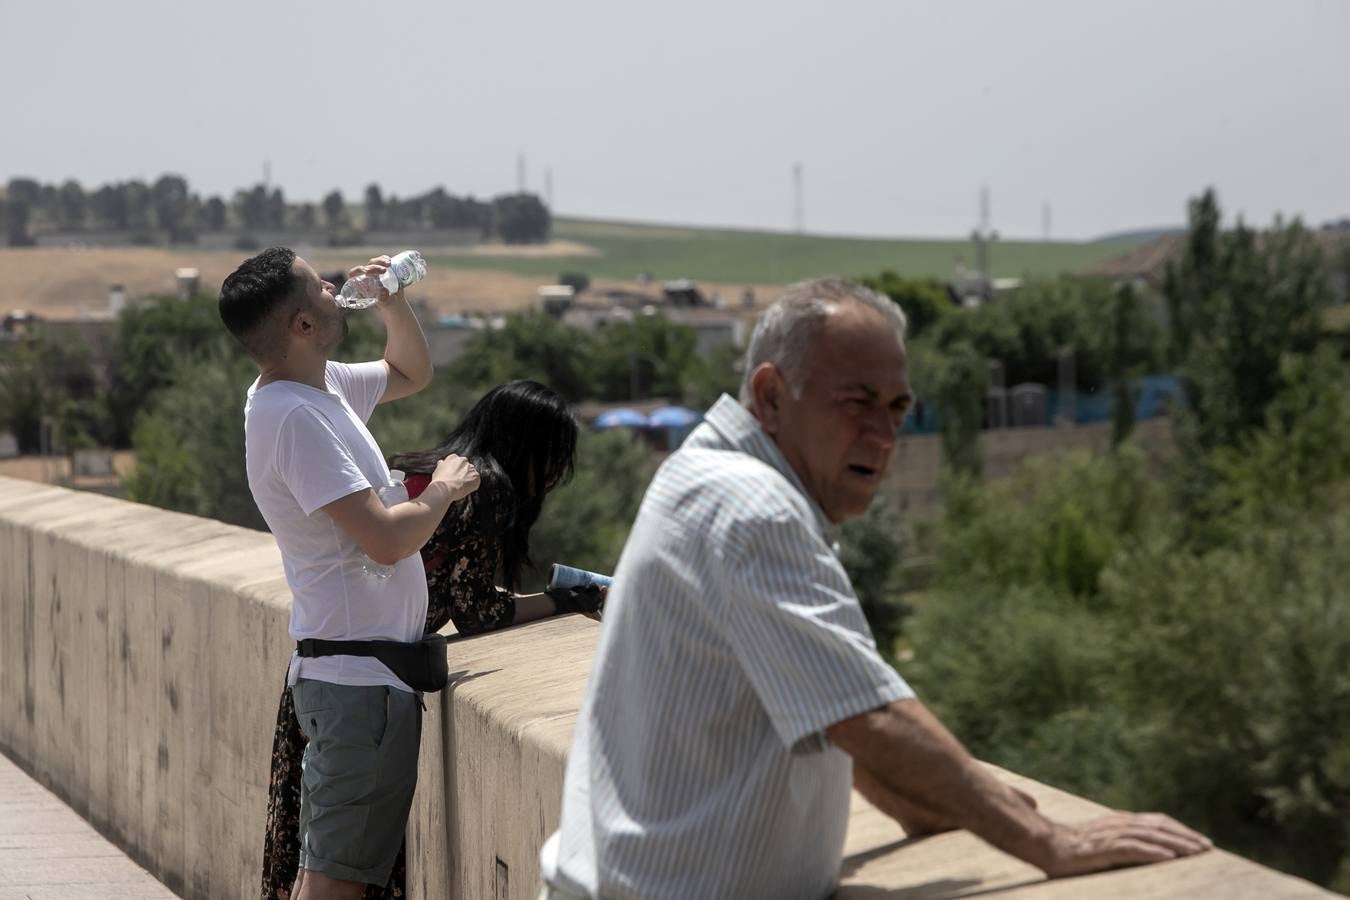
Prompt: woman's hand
<box><xmin>550</xmin><ymin>584</ymin><xmax>606</xmax><ymax>617</ymax></box>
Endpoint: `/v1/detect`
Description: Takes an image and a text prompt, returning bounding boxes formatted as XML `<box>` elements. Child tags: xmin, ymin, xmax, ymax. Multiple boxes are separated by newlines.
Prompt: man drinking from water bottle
<box><xmin>219</xmin><ymin>248</ymin><xmax>478</xmax><ymax>900</ymax></box>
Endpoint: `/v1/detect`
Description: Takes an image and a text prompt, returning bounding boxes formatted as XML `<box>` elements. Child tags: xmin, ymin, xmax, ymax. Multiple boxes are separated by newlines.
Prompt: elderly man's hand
<box><xmin>1035</xmin><ymin>812</ymin><xmax>1212</xmax><ymax>878</ymax></box>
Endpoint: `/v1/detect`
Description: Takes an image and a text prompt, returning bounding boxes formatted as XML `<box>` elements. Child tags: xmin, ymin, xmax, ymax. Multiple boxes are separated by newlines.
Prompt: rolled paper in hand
<box><xmin>548</xmin><ymin>563</ymin><xmax>614</xmax><ymax>593</ymax></box>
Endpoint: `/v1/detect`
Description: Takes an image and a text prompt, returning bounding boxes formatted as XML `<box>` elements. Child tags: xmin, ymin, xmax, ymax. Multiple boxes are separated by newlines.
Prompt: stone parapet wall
<box><xmin>0</xmin><ymin>476</ymin><xmax>1332</xmax><ymax>899</ymax></box>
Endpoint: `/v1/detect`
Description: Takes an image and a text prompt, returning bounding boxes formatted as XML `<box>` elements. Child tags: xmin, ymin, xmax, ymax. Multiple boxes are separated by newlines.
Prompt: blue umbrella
<box><xmin>647</xmin><ymin>406</ymin><xmax>702</xmax><ymax>428</ymax></box>
<box><xmin>593</xmin><ymin>409</ymin><xmax>649</xmax><ymax>428</ymax></box>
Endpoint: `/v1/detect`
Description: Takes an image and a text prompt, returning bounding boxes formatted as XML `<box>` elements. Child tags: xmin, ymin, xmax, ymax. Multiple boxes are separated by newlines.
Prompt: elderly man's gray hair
<box><xmin>738</xmin><ymin>277</ymin><xmax>907</xmax><ymax>406</ymax></box>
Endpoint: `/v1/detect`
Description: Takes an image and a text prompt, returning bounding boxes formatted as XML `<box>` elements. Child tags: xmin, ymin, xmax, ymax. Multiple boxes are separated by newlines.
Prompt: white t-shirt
<box><xmin>244</xmin><ymin>360</ymin><xmax>427</xmax><ymax>692</ymax></box>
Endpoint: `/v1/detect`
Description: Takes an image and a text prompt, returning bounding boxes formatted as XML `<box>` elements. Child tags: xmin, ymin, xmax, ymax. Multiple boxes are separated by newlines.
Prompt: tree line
<box><xmin>0</xmin><ymin>175</ymin><xmax>550</xmax><ymax>246</ymax></box>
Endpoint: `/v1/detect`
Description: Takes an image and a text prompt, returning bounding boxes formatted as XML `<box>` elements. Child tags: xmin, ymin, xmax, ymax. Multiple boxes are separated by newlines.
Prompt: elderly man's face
<box><xmin>760</xmin><ymin>304</ymin><xmax>912</xmax><ymax>524</ymax></box>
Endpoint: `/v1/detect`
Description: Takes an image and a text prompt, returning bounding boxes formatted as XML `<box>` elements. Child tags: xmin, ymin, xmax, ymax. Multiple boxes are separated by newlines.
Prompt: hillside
<box><xmin>0</xmin><ymin>218</ymin><xmax>1139</xmax><ymax>318</ymax></box>
<box><xmin>430</xmin><ymin>217</ymin><xmax>1141</xmax><ymax>284</ymax></box>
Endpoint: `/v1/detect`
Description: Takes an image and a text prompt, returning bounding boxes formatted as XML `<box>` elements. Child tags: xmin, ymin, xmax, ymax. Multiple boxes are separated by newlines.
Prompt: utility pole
<box><xmin>970</xmin><ymin>186</ymin><xmax>999</xmax><ymax>287</ymax></box>
<box><xmin>517</xmin><ymin>153</ymin><xmax>526</xmax><ymax>193</ymax></box>
<box><xmin>545</xmin><ymin>167</ymin><xmax>553</xmax><ymax>209</ymax></box>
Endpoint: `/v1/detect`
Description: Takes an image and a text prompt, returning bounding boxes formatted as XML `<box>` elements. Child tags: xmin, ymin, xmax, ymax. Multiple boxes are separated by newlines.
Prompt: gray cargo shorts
<box><xmin>292</xmin><ymin>678</ymin><xmax>422</xmax><ymax>886</ymax></box>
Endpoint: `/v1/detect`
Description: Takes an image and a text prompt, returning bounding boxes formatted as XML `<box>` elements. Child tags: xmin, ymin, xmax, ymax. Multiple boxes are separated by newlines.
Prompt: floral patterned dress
<box><xmin>259</xmin><ymin>480</ymin><xmax>514</xmax><ymax>900</ymax></box>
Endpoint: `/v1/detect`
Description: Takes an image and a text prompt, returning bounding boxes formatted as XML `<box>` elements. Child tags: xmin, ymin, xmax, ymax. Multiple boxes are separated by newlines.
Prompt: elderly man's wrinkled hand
<box><xmin>1037</xmin><ymin>812</ymin><xmax>1212</xmax><ymax>878</ymax></box>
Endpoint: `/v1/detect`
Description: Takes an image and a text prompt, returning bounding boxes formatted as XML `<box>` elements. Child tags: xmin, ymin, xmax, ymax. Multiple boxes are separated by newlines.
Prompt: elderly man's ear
<box><xmin>750</xmin><ymin>363</ymin><xmax>786</xmax><ymax>435</ymax></box>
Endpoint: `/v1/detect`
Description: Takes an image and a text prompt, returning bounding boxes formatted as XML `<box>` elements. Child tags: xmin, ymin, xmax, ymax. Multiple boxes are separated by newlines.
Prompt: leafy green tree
<box><xmin>123</xmin><ymin>180</ymin><xmax>153</xmax><ymax>234</ymax></box>
<box><xmin>1164</xmin><ymin>190</ymin><xmax>1331</xmax><ymax>462</ymax></box>
<box><xmin>2</xmin><ymin>198</ymin><xmax>32</xmax><ymax>246</ymax></box>
<box><xmin>124</xmin><ymin>350</ymin><xmax>264</xmax><ymax>529</ymax></box>
<box><xmin>58</xmin><ymin>179</ymin><xmax>87</xmax><ymax>230</ymax></box>
<box><xmin>856</xmin><ymin>270</ymin><xmax>953</xmax><ymax>340</ymax></box>
<box><xmin>1099</xmin><ymin>506</ymin><xmax>1350</xmax><ymax>888</ymax></box>
<box><xmin>364</xmin><ymin>183</ymin><xmax>384</xmax><ymax>230</ymax></box>
<box><xmin>3</xmin><ymin>179</ymin><xmax>38</xmax><ymax>245</ymax></box>
<box><xmin>6</xmin><ymin>178</ymin><xmax>40</xmax><ymax>208</ymax></box>
<box><xmin>492</xmin><ymin>192</ymin><xmax>550</xmax><ymax>244</ymax></box>
<box><xmin>1333</xmin><ymin>242</ymin><xmax>1350</xmax><ymax>304</ymax></box>
<box><xmin>266</xmin><ymin>188</ymin><xmax>286</xmax><ymax>229</ymax></box>
<box><xmin>839</xmin><ymin>497</ymin><xmax>912</xmax><ymax>660</ymax></box>
<box><xmin>930</xmin><ymin>339</ymin><xmax>986</xmax><ymax>476</ymax></box>
<box><xmin>681</xmin><ymin>341</ymin><xmax>743</xmax><ymax>409</ymax></box>
<box><xmin>558</xmin><ymin>272</ymin><xmax>590</xmax><ymax>294</ymax></box>
<box><xmin>1098</xmin><ymin>282</ymin><xmax>1161</xmax><ymax>446</ymax></box>
<box><xmin>106</xmin><ymin>294</ymin><xmax>237</xmax><ymax>446</ymax></box>
<box><xmin>448</xmin><ymin>313</ymin><xmax>593</xmax><ymax>401</ymax></box>
<box><xmin>901</xmin><ymin>271</ymin><xmax>1350</xmax><ymax>891</ymax></box>
<box><xmin>322</xmin><ymin>190</ymin><xmax>346</xmax><ymax>228</ymax></box>
<box><xmin>931</xmin><ymin>277</ymin><xmax>1117</xmax><ymax>390</ymax></box>
<box><xmin>588</xmin><ymin>315</ymin><xmax>698</xmax><ymax>402</ymax></box>
<box><xmin>203</xmin><ymin>196</ymin><xmax>228</xmax><ymax>230</ymax></box>
<box><xmin>1201</xmin><ymin>346</ymin><xmax>1350</xmax><ymax>544</ymax></box>
<box><xmin>152</xmin><ymin>174</ymin><xmax>193</xmax><ymax>242</ymax></box>
<box><xmin>0</xmin><ymin>333</ymin><xmax>104</xmax><ymax>452</ymax></box>
<box><xmin>90</xmin><ymin>183</ymin><xmax>129</xmax><ymax>230</ymax></box>
<box><xmin>525</xmin><ymin>428</ymin><xmax>660</xmax><ymax>590</ymax></box>
<box><xmin>234</xmin><ymin>184</ymin><xmax>268</xmax><ymax>230</ymax></box>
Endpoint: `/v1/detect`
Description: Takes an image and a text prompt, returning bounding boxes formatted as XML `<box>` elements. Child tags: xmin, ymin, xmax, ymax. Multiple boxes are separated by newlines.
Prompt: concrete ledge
<box><xmin>0</xmin><ymin>476</ymin><xmax>293</xmax><ymax>899</ymax></box>
<box><xmin>421</xmin><ymin>614</ymin><xmax>1336</xmax><ymax>899</ymax></box>
<box><xmin>0</xmin><ymin>476</ymin><xmax>1336</xmax><ymax>899</ymax></box>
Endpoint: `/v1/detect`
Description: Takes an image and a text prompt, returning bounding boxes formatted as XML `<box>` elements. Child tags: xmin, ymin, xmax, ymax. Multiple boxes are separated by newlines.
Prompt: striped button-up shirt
<box><xmin>540</xmin><ymin>394</ymin><xmax>914</xmax><ymax>899</ymax></box>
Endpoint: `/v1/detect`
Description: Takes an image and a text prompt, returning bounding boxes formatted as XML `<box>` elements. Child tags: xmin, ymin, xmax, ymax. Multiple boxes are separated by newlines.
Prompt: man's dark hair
<box><xmin>218</xmin><ymin>247</ymin><xmax>302</xmax><ymax>360</ymax></box>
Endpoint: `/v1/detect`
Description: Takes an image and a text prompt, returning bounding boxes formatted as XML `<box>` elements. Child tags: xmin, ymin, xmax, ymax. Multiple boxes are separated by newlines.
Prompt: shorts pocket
<box><xmin>365</xmin><ymin>688</ymin><xmax>390</xmax><ymax>748</ymax></box>
<box><xmin>292</xmin><ymin>680</ymin><xmax>332</xmax><ymax>740</ymax></box>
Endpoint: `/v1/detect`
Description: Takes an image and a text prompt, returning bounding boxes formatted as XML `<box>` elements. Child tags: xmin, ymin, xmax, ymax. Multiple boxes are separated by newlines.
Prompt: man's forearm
<box><xmin>832</xmin><ymin>700</ymin><xmax>1056</xmax><ymax>868</ymax></box>
<box><xmin>379</xmin><ymin>293</ymin><xmax>432</xmax><ymax>389</ymax></box>
<box><xmin>381</xmin><ymin>479</ymin><xmax>456</xmax><ymax>562</ymax></box>
<box><xmin>853</xmin><ymin>761</ymin><xmax>958</xmax><ymax>838</ymax></box>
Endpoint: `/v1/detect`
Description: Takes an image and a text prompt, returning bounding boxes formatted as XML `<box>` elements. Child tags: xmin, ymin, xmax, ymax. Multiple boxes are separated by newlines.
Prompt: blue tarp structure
<box><xmin>900</xmin><ymin>373</ymin><xmax>1182</xmax><ymax>434</ymax></box>
<box><xmin>647</xmin><ymin>406</ymin><xmax>704</xmax><ymax>450</ymax></box>
<box><xmin>594</xmin><ymin>409</ymin><xmax>650</xmax><ymax>429</ymax></box>
<box><xmin>647</xmin><ymin>406</ymin><xmax>702</xmax><ymax>428</ymax></box>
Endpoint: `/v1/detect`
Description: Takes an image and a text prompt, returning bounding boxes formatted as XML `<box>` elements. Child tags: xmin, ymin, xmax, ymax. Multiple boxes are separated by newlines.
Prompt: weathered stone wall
<box><xmin>0</xmin><ymin>475</ymin><xmax>1333</xmax><ymax>899</ymax></box>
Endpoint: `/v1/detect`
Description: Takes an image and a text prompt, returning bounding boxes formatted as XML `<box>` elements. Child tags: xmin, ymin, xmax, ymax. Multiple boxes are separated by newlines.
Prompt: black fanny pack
<box><xmin>296</xmin><ymin>635</ymin><xmax>449</xmax><ymax>693</ymax></box>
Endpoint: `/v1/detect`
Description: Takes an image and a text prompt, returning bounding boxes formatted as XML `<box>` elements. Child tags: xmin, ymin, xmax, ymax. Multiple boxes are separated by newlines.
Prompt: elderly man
<box><xmin>539</xmin><ymin>278</ymin><xmax>1209</xmax><ymax>899</ymax></box>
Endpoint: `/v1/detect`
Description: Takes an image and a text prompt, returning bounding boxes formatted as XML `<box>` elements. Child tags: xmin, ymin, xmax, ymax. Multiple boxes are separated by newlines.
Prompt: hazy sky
<box><xmin>6</xmin><ymin>0</ymin><xmax>1347</xmax><ymax>239</ymax></box>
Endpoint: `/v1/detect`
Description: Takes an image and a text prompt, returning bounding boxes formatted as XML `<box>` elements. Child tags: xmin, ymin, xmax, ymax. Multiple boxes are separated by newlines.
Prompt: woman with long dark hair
<box><xmin>389</xmin><ymin>378</ymin><xmax>581</xmax><ymax>633</ymax></box>
<box><xmin>260</xmin><ymin>380</ymin><xmax>588</xmax><ymax>900</ymax></box>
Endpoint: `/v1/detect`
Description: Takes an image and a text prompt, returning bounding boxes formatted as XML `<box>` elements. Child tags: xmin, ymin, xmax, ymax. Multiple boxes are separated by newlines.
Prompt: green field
<box><xmin>427</xmin><ymin>217</ymin><xmax>1142</xmax><ymax>285</ymax></box>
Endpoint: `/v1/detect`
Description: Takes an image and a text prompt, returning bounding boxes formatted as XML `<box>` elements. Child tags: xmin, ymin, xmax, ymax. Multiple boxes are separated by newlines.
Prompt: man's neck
<box><xmin>258</xmin><ymin>353</ymin><xmax>328</xmax><ymax>391</ymax></box>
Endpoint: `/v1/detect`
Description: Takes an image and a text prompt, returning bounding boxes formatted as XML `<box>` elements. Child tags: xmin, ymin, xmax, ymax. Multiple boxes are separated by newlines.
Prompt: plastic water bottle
<box><xmin>335</xmin><ymin>250</ymin><xmax>428</xmax><ymax>309</ymax></box>
<box><xmin>361</xmin><ymin>470</ymin><xmax>410</xmax><ymax>581</ymax></box>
